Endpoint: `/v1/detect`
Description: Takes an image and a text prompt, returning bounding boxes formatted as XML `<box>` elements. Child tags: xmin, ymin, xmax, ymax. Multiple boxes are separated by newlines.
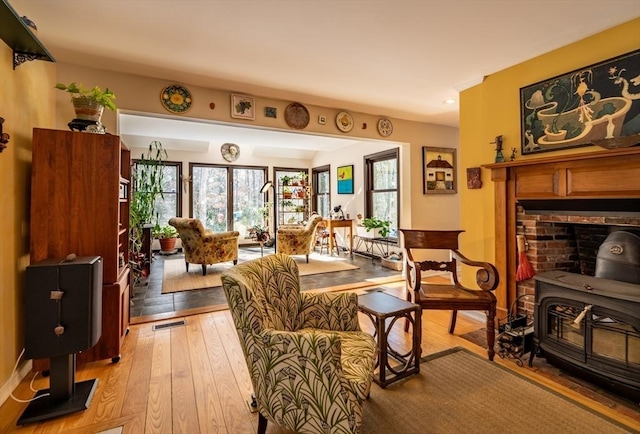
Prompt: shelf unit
<box><xmin>0</xmin><ymin>0</ymin><xmax>55</xmax><ymax>69</ymax></box>
<box><xmin>30</xmin><ymin>128</ymin><xmax>131</xmax><ymax>368</ymax></box>
<box><xmin>275</xmin><ymin>170</ymin><xmax>309</xmax><ymax>228</ymax></box>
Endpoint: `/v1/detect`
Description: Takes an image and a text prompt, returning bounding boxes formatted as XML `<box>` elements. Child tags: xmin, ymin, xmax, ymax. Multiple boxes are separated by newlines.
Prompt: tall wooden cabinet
<box><xmin>30</xmin><ymin>128</ymin><xmax>131</xmax><ymax>366</ymax></box>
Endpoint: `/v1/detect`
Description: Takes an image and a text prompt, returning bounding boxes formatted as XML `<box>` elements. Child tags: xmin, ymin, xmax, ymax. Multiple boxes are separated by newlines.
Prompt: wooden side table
<box><xmin>357</xmin><ymin>291</ymin><xmax>421</xmax><ymax>388</ymax></box>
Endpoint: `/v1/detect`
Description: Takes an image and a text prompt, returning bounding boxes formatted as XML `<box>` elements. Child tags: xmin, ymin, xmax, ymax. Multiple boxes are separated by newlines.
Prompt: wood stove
<box><xmin>532</xmin><ymin>270</ymin><xmax>640</xmax><ymax>401</ymax></box>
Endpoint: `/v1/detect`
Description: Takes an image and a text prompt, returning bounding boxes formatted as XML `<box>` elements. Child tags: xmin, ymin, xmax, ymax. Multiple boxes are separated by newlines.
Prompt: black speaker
<box><xmin>19</xmin><ymin>255</ymin><xmax>103</xmax><ymax>425</ymax></box>
<box><xmin>24</xmin><ymin>255</ymin><xmax>102</xmax><ymax>359</ymax></box>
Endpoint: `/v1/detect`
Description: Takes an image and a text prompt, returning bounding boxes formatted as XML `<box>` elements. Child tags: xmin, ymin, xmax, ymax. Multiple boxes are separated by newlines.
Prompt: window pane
<box><xmin>192</xmin><ymin>166</ymin><xmax>228</xmax><ymax>231</ymax></box>
<box><xmin>154</xmin><ymin>165</ymin><xmax>179</xmax><ymax>225</ymax></box>
<box><xmin>373</xmin><ymin>159</ymin><xmax>397</xmax><ymax>190</ymax></box>
<box><xmin>232</xmin><ymin>168</ymin><xmax>265</xmax><ymax>236</ymax></box>
<box><xmin>372</xmin><ymin>191</ymin><xmax>398</xmax><ymax>238</ymax></box>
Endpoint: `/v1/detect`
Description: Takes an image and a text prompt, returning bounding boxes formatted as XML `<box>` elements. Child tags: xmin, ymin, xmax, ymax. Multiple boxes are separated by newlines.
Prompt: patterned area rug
<box><xmin>460</xmin><ymin>328</ymin><xmax>640</xmax><ymax>423</ymax></box>
<box><xmin>162</xmin><ymin>252</ymin><xmax>359</xmax><ymax>293</ymax></box>
<box><xmin>268</xmin><ymin>347</ymin><xmax>634</xmax><ymax>433</ymax></box>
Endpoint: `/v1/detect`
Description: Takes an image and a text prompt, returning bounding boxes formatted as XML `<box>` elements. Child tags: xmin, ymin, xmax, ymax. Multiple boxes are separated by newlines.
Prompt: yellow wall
<box><xmin>459</xmin><ymin>18</ymin><xmax>640</xmax><ymax>279</ymax></box>
<box><xmin>0</xmin><ymin>43</ymin><xmax>55</xmax><ymax>393</ymax></box>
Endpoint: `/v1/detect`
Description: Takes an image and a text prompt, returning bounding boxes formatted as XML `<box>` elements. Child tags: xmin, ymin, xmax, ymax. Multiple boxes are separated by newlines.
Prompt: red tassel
<box><xmin>516</xmin><ymin>235</ymin><xmax>535</xmax><ymax>282</ymax></box>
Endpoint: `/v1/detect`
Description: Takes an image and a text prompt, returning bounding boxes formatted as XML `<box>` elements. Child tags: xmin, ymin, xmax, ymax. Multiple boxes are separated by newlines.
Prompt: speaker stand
<box><xmin>17</xmin><ymin>354</ymin><xmax>98</xmax><ymax>425</ymax></box>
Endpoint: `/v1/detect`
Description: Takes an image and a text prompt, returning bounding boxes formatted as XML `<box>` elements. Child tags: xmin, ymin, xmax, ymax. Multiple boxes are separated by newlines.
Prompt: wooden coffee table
<box><xmin>357</xmin><ymin>290</ymin><xmax>421</xmax><ymax>388</ymax></box>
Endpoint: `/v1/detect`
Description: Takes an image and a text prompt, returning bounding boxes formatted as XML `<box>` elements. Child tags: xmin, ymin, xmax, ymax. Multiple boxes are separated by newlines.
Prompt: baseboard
<box><xmin>0</xmin><ymin>357</ymin><xmax>33</xmax><ymax>407</ymax></box>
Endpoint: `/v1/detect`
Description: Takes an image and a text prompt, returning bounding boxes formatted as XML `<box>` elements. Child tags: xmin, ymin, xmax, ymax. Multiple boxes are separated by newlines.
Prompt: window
<box><xmin>312</xmin><ymin>165</ymin><xmax>331</xmax><ymax>218</ymax></box>
<box><xmin>191</xmin><ymin>163</ymin><xmax>267</xmax><ymax>237</ymax></box>
<box><xmin>133</xmin><ymin>160</ymin><xmax>182</xmax><ymax>227</ymax></box>
<box><xmin>364</xmin><ymin>149</ymin><xmax>399</xmax><ymax>239</ymax></box>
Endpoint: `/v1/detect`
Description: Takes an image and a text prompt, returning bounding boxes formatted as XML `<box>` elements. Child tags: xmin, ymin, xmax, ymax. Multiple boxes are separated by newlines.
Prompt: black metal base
<box><xmin>67</xmin><ymin>118</ymin><xmax>106</xmax><ymax>133</ymax></box>
<box><xmin>17</xmin><ymin>379</ymin><xmax>98</xmax><ymax>425</ymax></box>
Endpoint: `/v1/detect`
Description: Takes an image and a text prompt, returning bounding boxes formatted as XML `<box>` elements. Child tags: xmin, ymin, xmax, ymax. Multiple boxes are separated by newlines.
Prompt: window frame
<box><xmin>364</xmin><ymin>148</ymin><xmax>399</xmax><ymax>240</ymax></box>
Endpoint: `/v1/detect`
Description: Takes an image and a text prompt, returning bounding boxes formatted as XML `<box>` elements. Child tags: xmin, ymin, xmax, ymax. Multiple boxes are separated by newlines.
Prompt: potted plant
<box><xmin>153</xmin><ymin>224</ymin><xmax>178</xmax><ymax>253</ymax></box>
<box><xmin>357</xmin><ymin>217</ymin><xmax>391</xmax><ymax>239</ymax></box>
<box><xmin>298</xmin><ymin>171</ymin><xmax>308</xmax><ymax>186</ymax></box>
<box><xmin>281</xmin><ymin>175</ymin><xmax>293</xmax><ymax>186</ymax></box>
<box><xmin>129</xmin><ymin>141</ymin><xmax>168</xmax><ymax>278</ymax></box>
<box><xmin>283</xmin><ymin>187</ymin><xmax>293</xmax><ymax>199</ymax></box>
<box><xmin>55</xmin><ymin>82</ymin><xmax>117</xmax><ymax>124</ymax></box>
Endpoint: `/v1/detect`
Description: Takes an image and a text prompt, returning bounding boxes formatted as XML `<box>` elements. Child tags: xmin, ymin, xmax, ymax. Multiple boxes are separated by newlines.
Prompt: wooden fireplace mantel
<box><xmin>483</xmin><ymin>146</ymin><xmax>640</xmax><ymax>316</ymax></box>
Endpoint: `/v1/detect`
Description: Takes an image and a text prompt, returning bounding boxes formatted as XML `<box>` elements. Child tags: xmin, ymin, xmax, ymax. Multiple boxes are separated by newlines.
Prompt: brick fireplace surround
<box><xmin>485</xmin><ymin>146</ymin><xmax>640</xmax><ymax>317</ymax></box>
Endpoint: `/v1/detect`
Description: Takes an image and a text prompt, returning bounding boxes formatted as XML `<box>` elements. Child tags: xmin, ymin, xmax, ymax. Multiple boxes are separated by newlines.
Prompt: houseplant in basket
<box><xmin>153</xmin><ymin>224</ymin><xmax>179</xmax><ymax>253</ymax></box>
<box><xmin>357</xmin><ymin>217</ymin><xmax>391</xmax><ymax>239</ymax></box>
<box><xmin>55</xmin><ymin>82</ymin><xmax>116</xmax><ymax>132</ymax></box>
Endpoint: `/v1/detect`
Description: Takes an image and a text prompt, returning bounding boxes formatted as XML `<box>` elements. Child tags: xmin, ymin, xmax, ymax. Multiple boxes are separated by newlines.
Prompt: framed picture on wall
<box><xmin>422</xmin><ymin>147</ymin><xmax>457</xmax><ymax>194</ymax></box>
<box><xmin>337</xmin><ymin>165</ymin><xmax>354</xmax><ymax>194</ymax></box>
<box><xmin>231</xmin><ymin>94</ymin><xmax>255</xmax><ymax>120</ymax></box>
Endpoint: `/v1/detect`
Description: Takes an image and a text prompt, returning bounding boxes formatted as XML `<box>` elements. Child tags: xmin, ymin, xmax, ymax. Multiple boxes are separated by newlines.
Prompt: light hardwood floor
<box><xmin>2</xmin><ymin>282</ymin><xmax>639</xmax><ymax>434</ymax></box>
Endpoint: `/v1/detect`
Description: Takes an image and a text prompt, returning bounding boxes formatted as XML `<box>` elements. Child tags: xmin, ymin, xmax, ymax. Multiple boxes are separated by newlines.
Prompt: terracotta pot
<box><xmin>159</xmin><ymin>237</ymin><xmax>177</xmax><ymax>253</ymax></box>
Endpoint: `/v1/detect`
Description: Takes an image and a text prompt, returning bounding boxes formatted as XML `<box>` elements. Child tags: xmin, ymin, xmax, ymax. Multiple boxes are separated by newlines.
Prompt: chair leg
<box><xmin>404</xmin><ymin>289</ymin><xmax>413</xmax><ymax>332</ymax></box>
<box><xmin>448</xmin><ymin>310</ymin><xmax>458</xmax><ymax>334</ymax></box>
<box><xmin>485</xmin><ymin>306</ymin><xmax>496</xmax><ymax>361</ymax></box>
<box><xmin>306</xmin><ymin>254</ymin><xmax>309</xmax><ymax>263</ymax></box>
<box><xmin>185</xmin><ymin>262</ymin><xmax>189</xmax><ymax>272</ymax></box>
<box><xmin>201</xmin><ymin>264</ymin><xmax>207</xmax><ymax>276</ymax></box>
<box><xmin>258</xmin><ymin>412</ymin><xmax>268</xmax><ymax>434</ymax></box>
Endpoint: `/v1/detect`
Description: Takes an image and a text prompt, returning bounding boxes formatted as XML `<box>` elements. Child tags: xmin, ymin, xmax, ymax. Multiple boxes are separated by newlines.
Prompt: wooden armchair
<box><xmin>399</xmin><ymin>229</ymin><xmax>499</xmax><ymax>360</ymax></box>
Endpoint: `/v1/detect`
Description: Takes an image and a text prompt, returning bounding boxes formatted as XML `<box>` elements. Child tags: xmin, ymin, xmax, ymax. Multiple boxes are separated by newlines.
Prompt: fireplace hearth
<box><xmin>532</xmin><ymin>270</ymin><xmax>640</xmax><ymax>401</ymax></box>
<box><xmin>486</xmin><ymin>147</ymin><xmax>640</xmax><ymax>403</ymax></box>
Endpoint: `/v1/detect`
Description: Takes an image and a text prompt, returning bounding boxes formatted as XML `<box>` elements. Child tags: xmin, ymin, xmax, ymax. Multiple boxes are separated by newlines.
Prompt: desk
<box><xmin>357</xmin><ymin>291</ymin><xmax>421</xmax><ymax>388</ymax></box>
<box><xmin>324</xmin><ymin>219</ymin><xmax>353</xmax><ymax>257</ymax></box>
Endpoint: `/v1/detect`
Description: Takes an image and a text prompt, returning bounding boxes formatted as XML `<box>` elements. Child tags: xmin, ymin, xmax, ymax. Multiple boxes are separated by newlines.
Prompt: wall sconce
<box><xmin>0</xmin><ymin>117</ymin><xmax>10</xmax><ymax>153</ymax></box>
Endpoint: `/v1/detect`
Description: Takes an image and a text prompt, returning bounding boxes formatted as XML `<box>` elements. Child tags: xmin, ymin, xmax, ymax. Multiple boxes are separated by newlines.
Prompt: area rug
<box><xmin>266</xmin><ymin>347</ymin><xmax>631</xmax><ymax>433</ymax></box>
<box><xmin>161</xmin><ymin>252</ymin><xmax>359</xmax><ymax>293</ymax></box>
<box><xmin>460</xmin><ymin>328</ymin><xmax>640</xmax><ymax>423</ymax></box>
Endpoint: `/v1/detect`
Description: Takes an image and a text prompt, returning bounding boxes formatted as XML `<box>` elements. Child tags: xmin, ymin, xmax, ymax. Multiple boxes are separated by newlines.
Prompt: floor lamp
<box><xmin>259</xmin><ymin>181</ymin><xmax>274</xmax><ymax>252</ymax></box>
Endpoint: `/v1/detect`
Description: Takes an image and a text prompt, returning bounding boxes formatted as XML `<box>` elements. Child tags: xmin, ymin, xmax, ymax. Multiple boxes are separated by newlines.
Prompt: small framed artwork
<box><xmin>231</xmin><ymin>94</ymin><xmax>255</xmax><ymax>120</ymax></box>
<box><xmin>423</xmin><ymin>147</ymin><xmax>457</xmax><ymax>194</ymax></box>
<box><xmin>264</xmin><ymin>106</ymin><xmax>277</xmax><ymax>118</ymax></box>
<box><xmin>337</xmin><ymin>165</ymin><xmax>354</xmax><ymax>194</ymax></box>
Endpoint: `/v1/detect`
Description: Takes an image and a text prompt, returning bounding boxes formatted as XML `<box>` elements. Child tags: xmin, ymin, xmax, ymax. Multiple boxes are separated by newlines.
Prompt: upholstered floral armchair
<box><xmin>276</xmin><ymin>214</ymin><xmax>324</xmax><ymax>262</ymax></box>
<box><xmin>221</xmin><ymin>253</ymin><xmax>377</xmax><ymax>434</ymax></box>
<box><xmin>168</xmin><ymin>217</ymin><xmax>239</xmax><ymax>276</ymax></box>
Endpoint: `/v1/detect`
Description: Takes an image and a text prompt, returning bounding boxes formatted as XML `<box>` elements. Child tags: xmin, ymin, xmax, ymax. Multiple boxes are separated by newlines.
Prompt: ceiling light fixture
<box><xmin>443</xmin><ymin>99</ymin><xmax>457</xmax><ymax>105</ymax></box>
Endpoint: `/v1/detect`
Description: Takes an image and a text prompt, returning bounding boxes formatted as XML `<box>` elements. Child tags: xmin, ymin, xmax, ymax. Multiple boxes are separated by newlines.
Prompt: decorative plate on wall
<box><xmin>284</xmin><ymin>102</ymin><xmax>310</xmax><ymax>129</ymax></box>
<box><xmin>336</xmin><ymin>111</ymin><xmax>354</xmax><ymax>132</ymax></box>
<box><xmin>160</xmin><ymin>84</ymin><xmax>192</xmax><ymax>113</ymax></box>
<box><xmin>221</xmin><ymin>143</ymin><xmax>240</xmax><ymax>162</ymax></box>
<box><xmin>377</xmin><ymin>118</ymin><xmax>393</xmax><ymax>137</ymax></box>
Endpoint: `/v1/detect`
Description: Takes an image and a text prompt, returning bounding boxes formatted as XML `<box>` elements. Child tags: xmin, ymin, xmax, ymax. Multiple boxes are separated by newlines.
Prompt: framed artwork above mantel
<box><xmin>519</xmin><ymin>49</ymin><xmax>640</xmax><ymax>155</ymax></box>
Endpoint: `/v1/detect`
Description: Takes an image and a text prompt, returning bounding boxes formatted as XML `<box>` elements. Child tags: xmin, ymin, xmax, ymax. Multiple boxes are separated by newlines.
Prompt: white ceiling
<box><xmin>10</xmin><ymin>0</ymin><xmax>640</xmax><ymax>155</ymax></box>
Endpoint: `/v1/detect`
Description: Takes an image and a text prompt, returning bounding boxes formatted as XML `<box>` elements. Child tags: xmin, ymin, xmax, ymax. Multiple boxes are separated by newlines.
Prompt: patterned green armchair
<box><xmin>168</xmin><ymin>217</ymin><xmax>239</xmax><ymax>276</ymax></box>
<box><xmin>276</xmin><ymin>214</ymin><xmax>324</xmax><ymax>263</ymax></box>
<box><xmin>221</xmin><ymin>253</ymin><xmax>377</xmax><ymax>434</ymax></box>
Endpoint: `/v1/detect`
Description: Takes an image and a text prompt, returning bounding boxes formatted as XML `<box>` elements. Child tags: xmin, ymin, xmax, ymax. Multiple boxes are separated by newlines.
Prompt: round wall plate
<box><xmin>284</xmin><ymin>102</ymin><xmax>310</xmax><ymax>129</ymax></box>
<box><xmin>221</xmin><ymin>143</ymin><xmax>240</xmax><ymax>162</ymax></box>
<box><xmin>336</xmin><ymin>111</ymin><xmax>354</xmax><ymax>132</ymax></box>
<box><xmin>160</xmin><ymin>84</ymin><xmax>192</xmax><ymax>113</ymax></box>
<box><xmin>377</xmin><ymin>118</ymin><xmax>393</xmax><ymax>137</ymax></box>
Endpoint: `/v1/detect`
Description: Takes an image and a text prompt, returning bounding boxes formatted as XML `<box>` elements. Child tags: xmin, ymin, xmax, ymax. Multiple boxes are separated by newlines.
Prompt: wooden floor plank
<box><xmin>144</xmin><ymin>329</ymin><xmax>172</xmax><ymax>434</ymax></box>
<box><xmin>184</xmin><ymin>314</ymin><xmax>227</xmax><ymax>434</ymax></box>
<box><xmin>120</xmin><ymin>326</ymin><xmax>154</xmax><ymax>418</ymax></box>
<box><xmin>170</xmin><ymin>324</ymin><xmax>200</xmax><ymax>434</ymax></box>
<box><xmin>203</xmin><ymin>313</ymin><xmax>256</xmax><ymax>434</ymax></box>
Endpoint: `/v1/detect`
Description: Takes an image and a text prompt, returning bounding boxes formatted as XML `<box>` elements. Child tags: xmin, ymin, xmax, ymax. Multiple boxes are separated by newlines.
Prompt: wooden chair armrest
<box><xmin>451</xmin><ymin>249</ymin><xmax>499</xmax><ymax>291</ymax></box>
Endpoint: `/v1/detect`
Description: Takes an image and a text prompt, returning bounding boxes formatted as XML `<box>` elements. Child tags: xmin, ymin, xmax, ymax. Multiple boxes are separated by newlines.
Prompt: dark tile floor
<box><xmin>130</xmin><ymin>246</ymin><xmax>402</xmax><ymax>317</ymax></box>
